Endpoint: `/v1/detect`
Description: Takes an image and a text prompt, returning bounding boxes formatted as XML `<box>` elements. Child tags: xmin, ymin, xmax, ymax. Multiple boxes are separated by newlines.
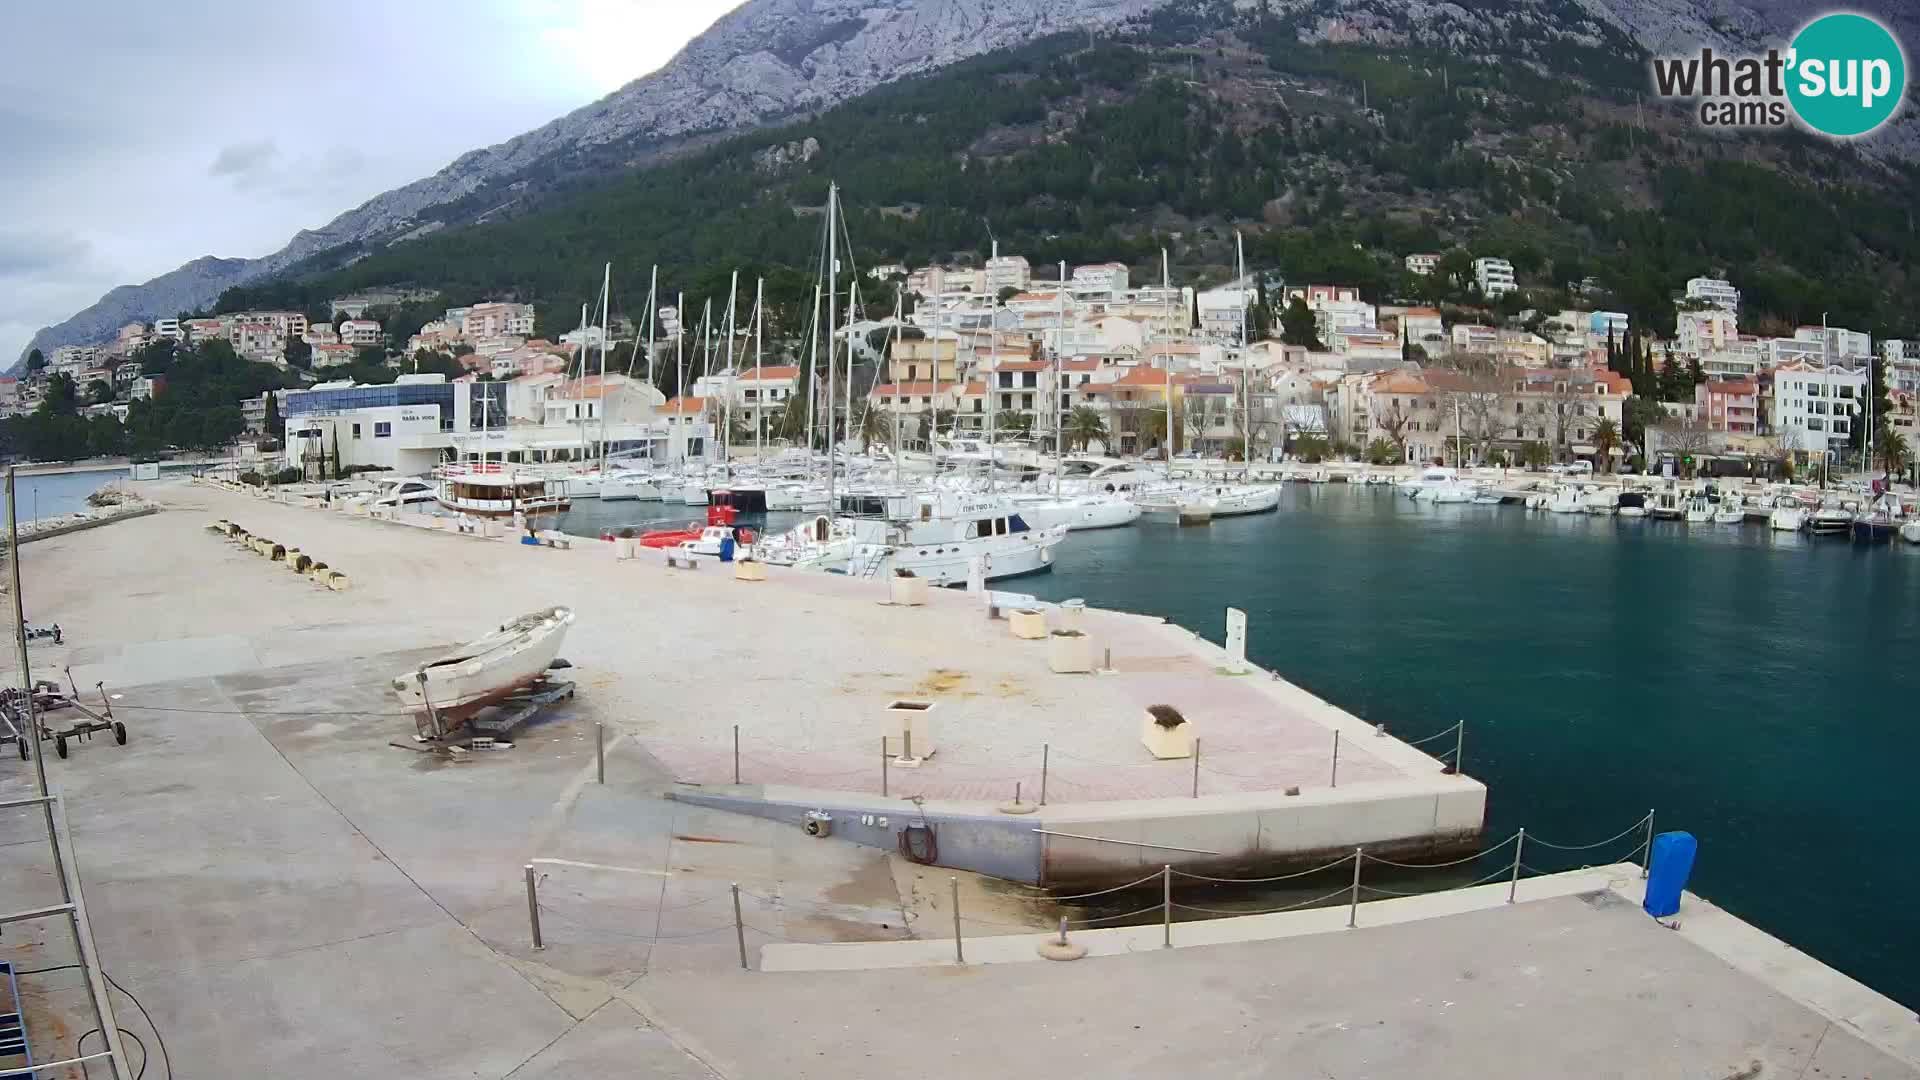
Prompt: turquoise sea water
<box><xmin>7</xmin><ymin>470</ymin><xmax>116</xmax><ymax>523</ymax></box>
<box><xmin>556</xmin><ymin>485</ymin><xmax>1920</xmax><ymax>1007</ymax></box>
<box><xmin>1014</xmin><ymin>485</ymin><xmax>1920</xmax><ymax>1010</ymax></box>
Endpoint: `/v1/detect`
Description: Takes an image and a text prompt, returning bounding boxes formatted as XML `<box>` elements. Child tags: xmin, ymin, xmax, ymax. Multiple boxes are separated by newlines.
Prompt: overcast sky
<box><xmin>1</xmin><ymin>0</ymin><xmax>738</xmax><ymax>361</ymax></box>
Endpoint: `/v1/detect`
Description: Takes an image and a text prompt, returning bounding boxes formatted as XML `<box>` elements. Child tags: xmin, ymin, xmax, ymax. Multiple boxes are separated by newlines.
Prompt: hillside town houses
<box><xmin>15</xmin><ymin>257</ymin><xmax>1914</xmax><ymax>480</ymax></box>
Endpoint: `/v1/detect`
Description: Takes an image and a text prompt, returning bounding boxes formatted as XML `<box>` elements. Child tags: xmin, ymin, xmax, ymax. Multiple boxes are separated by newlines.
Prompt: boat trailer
<box><xmin>0</xmin><ymin>670</ymin><xmax>128</xmax><ymax>761</ymax></box>
<box><xmin>398</xmin><ymin>660</ymin><xmax>575</xmax><ymax>755</ymax></box>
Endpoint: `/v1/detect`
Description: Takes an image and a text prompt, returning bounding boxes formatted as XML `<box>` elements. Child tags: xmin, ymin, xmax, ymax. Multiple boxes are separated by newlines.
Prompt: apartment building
<box><xmin>1771</xmin><ymin>361</ymin><xmax>1865</xmax><ymax>454</ymax></box>
<box><xmin>1473</xmin><ymin>258</ymin><xmax>1516</xmax><ymax>297</ymax></box>
<box><xmin>1683</xmin><ymin>276</ymin><xmax>1740</xmax><ymax>313</ymax></box>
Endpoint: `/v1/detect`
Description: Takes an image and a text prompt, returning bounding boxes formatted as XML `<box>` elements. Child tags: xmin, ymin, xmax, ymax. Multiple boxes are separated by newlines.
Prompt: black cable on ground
<box><xmin>75</xmin><ymin>1026</ymin><xmax>148</xmax><ymax>1080</ymax></box>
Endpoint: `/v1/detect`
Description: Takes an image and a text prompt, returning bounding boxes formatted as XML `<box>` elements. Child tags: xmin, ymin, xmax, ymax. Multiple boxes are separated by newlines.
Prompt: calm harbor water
<box><xmin>8</xmin><ymin>470</ymin><xmax>117</xmax><ymax>522</ymax></box>
<box><xmin>555</xmin><ymin>484</ymin><xmax>1920</xmax><ymax>1007</ymax></box>
<box><xmin>1018</xmin><ymin>485</ymin><xmax>1920</xmax><ymax>1010</ymax></box>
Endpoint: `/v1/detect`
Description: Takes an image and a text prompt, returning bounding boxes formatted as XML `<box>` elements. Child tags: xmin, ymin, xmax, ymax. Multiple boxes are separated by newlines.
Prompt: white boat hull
<box><xmin>846</xmin><ymin>526</ymin><xmax>1068</xmax><ymax>586</ymax></box>
<box><xmin>1900</xmin><ymin>520</ymin><xmax>1920</xmax><ymax>545</ymax></box>
<box><xmin>1201</xmin><ymin>486</ymin><xmax>1281</xmax><ymax>517</ymax></box>
<box><xmin>1769</xmin><ymin>509</ymin><xmax>1807</xmax><ymax>531</ymax></box>
<box><xmin>1014</xmin><ymin>497</ymin><xmax>1142</xmax><ymax>531</ymax></box>
<box><xmin>391</xmin><ymin>607</ymin><xmax>575</xmax><ymax>728</ymax></box>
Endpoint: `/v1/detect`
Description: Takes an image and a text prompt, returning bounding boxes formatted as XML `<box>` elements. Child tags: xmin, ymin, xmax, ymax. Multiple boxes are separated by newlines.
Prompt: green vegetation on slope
<box><xmin>222</xmin><ymin>4</ymin><xmax>1920</xmax><ymax>344</ymax></box>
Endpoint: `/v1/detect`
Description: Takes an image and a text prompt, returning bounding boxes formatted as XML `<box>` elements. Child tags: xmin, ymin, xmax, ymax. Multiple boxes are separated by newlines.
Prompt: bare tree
<box><xmin>1182</xmin><ymin>395</ymin><xmax>1210</xmax><ymax>452</ymax></box>
<box><xmin>1370</xmin><ymin>397</ymin><xmax>1416</xmax><ymax>457</ymax></box>
<box><xmin>1440</xmin><ymin>354</ymin><xmax>1508</xmax><ymax>464</ymax></box>
<box><xmin>1652</xmin><ymin>416</ymin><xmax>1713</xmax><ymax>456</ymax></box>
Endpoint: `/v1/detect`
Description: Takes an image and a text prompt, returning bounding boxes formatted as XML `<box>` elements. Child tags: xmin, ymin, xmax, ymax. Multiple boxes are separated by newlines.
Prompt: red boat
<box><xmin>637</xmin><ymin>504</ymin><xmax>754</xmax><ymax>548</ymax></box>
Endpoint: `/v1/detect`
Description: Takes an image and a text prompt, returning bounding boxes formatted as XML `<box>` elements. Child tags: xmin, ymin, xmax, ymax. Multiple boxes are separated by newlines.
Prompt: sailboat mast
<box><xmin>1237</xmin><ymin>231</ymin><xmax>1249</xmax><ymax>479</ymax></box>
<box><xmin>675</xmin><ymin>290</ymin><xmax>686</xmax><ymax>465</ymax></box>
<box><xmin>987</xmin><ymin>296</ymin><xmax>998</xmax><ymax>494</ymax></box>
<box><xmin>932</xmin><ymin>267</ymin><xmax>943</xmax><ymax>477</ymax></box>
<box><xmin>844</xmin><ymin>274</ymin><xmax>857</xmax><ymax>456</ymax></box>
<box><xmin>722</xmin><ymin>269</ymin><xmax>739</xmax><ymax>469</ymax></box>
<box><xmin>826</xmin><ymin>181</ymin><xmax>839</xmax><ymax>511</ymax></box>
<box><xmin>1163</xmin><ymin>248</ymin><xmax>1174</xmax><ymax>463</ymax></box>
<box><xmin>577</xmin><ymin>301</ymin><xmax>590</xmax><ymax>465</ymax></box>
<box><xmin>598</xmin><ymin>261</ymin><xmax>611</xmax><ymax>473</ymax></box>
<box><xmin>754</xmin><ymin>277</ymin><xmax>764</xmax><ymax>461</ymax></box>
<box><xmin>890</xmin><ymin>290</ymin><xmax>903</xmax><ymax>489</ymax></box>
<box><xmin>1056</xmin><ymin>259</ymin><xmax>1066</xmax><ymax>469</ymax></box>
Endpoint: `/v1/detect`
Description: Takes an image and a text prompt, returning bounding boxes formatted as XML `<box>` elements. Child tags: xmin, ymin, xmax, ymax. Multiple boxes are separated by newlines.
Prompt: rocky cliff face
<box><xmin>22</xmin><ymin>0</ymin><xmax>1916</xmax><ymax>365</ymax></box>
<box><xmin>18</xmin><ymin>0</ymin><xmax>1164</xmax><ymax>365</ymax></box>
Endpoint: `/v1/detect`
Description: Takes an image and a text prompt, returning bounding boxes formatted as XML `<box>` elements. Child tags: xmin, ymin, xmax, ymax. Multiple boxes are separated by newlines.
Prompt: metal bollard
<box><xmin>1040</xmin><ymin>743</ymin><xmax>1050</xmax><ymax>806</ymax></box>
<box><xmin>733</xmin><ymin>724</ymin><xmax>740</xmax><ymax>785</ymax></box>
<box><xmin>1162</xmin><ymin>864</ymin><xmax>1173</xmax><ymax>948</ymax></box>
<box><xmin>1103</xmin><ymin>647</ymin><xmax>1112</xmax><ymax>671</ymax></box>
<box><xmin>951</xmin><ymin>877</ymin><xmax>964</xmax><ymax>964</ymax></box>
<box><xmin>595</xmin><ymin>722</ymin><xmax>605</xmax><ymax>784</ymax></box>
<box><xmin>1453</xmin><ymin>722</ymin><xmax>1466</xmax><ymax>775</ymax></box>
<box><xmin>1330</xmin><ymin>729</ymin><xmax>1341</xmax><ymax>788</ymax></box>
<box><xmin>1191</xmin><ymin>738</ymin><xmax>1201</xmax><ymax>798</ymax></box>
<box><xmin>525</xmin><ymin>865</ymin><xmax>543</xmax><ymax>950</ymax></box>
<box><xmin>1509</xmin><ymin>828</ymin><xmax>1525</xmax><ymax>904</ymax></box>
<box><xmin>1642</xmin><ymin>810</ymin><xmax>1655</xmax><ymax>879</ymax></box>
<box><xmin>731</xmin><ymin>882</ymin><xmax>748</xmax><ymax>970</ymax></box>
<box><xmin>1347</xmin><ymin>848</ymin><xmax>1363</xmax><ymax>928</ymax></box>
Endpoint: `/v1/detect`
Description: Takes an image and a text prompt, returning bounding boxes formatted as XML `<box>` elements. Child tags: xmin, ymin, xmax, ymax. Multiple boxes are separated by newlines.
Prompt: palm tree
<box><xmin>1590</xmin><ymin>417</ymin><xmax>1620</xmax><ymax>473</ymax></box>
<box><xmin>917</xmin><ymin>408</ymin><xmax>955</xmax><ymax>449</ymax></box>
<box><xmin>1877</xmin><ymin>429</ymin><xmax>1909</xmax><ymax>477</ymax></box>
<box><xmin>855</xmin><ymin>403</ymin><xmax>893</xmax><ymax>451</ymax></box>
<box><xmin>998</xmin><ymin>411</ymin><xmax>1035</xmax><ymax>437</ymax></box>
<box><xmin>1065</xmin><ymin>405</ymin><xmax>1109</xmax><ymax>451</ymax></box>
<box><xmin>770</xmin><ymin>394</ymin><xmax>808</xmax><ymax>443</ymax></box>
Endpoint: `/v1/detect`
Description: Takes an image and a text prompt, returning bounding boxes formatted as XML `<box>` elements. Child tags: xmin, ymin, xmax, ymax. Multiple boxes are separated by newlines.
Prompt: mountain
<box><xmin>22</xmin><ymin>0</ymin><xmax>1920</xmax><ymax>366</ymax></box>
<box><xmin>15</xmin><ymin>0</ymin><xmax>1165</xmax><ymax>366</ymax></box>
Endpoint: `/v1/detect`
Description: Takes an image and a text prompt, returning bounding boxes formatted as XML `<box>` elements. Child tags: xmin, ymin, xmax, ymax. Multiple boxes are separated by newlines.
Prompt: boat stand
<box><xmin>403</xmin><ymin>662</ymin><xmax>575</xmax><ymax>754</ymax></box>
<box><xmin>1</xmin><ymin>672</ymin><xmax>128</xmax><ymax>761</ymax></box>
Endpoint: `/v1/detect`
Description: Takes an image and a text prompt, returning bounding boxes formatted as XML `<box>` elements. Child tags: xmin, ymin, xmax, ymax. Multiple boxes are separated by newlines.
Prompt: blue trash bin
<box><xmin>1642</xmin><ymin>831</ymin><xmax>1696</xmax><ymax>918</ymax></box>
<box><xmin>719</xmin><ymin>536</ymin><xmax>736</xmax><ymax>563</ymax></box>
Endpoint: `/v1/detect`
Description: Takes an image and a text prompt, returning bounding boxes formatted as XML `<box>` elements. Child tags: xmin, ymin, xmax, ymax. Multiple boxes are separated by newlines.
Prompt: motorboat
<box><xmin>390</xmin><ymin>607</ymin><xmax>575</xmax><ymax>730</ymax></box>
<box><xmin>756</xmin><ymin>514</ymin><xmax>859</xmax><ymax>569</ymax></box>
<box><xmin>1617</xmin><ymin>492</ymin><xmax>1649</xmax><ymax>518</ymax></box>
<box><xmin>601</xmin><ymin>470</ymin><xmax>662</xmax><ymax>502</ymax></box>
<box><xmin>1649</xmin><ymin>488</ymin><xmax>1684</xmax><ymax>521</ymax></box>
<box><xmin>1398</xmin><ymin>466</ymin><xmax>1457</xmax><ymax>499</ymax></box>
<box><xmin>1809</xmin><ymin>500</ymin><xmax>1853</xmax><ymax>536</ymax></box>
<box><xmin>1307</xmin><ymin>468</ymin><xmax>1330</xmax><ymax>484</ymax></box>
<box><xmin>1428</xmin><ymin>481</ymin><xmax>1478</xmax><ymax>504</ymax></box>
<box><xmin>1470</xmin><ymin>489</ymin><xmax>1504</xmax><ymax>505</ymax></box>
<box><xmin>1547</xmin><ymin>485</ymin><xmax>1584</xmax><ymax>514</ymax></box>
<box><xmin>641</xmin><ymin>504</ymin><xmax>753</xmax><ymax>549</ymax></box>
<box><xmin>1009</xmin><ymin>492</ymin><xmax>1142</xmax><ymax>531</ymax></box>
<box><xmin>1581</xmin><ymin>487</ymin><xmax>1619</xmax><ymax>516</ymax></box>
<box><xmin>1900</xmin><ymin>519</ymin><xmax>1920</xmax><ymax>545</ymax></box>
<box><xmin>836</xmin><ymin>492</ymin><xmax>1070</xmax><ymax>586</ymax></box>
<box><xmin>343</xmin><ymin>476</ymin><xmax>437</xmax><ymax>510</ymax></box>
<box><xmin>1199</xmin><ymin>485</ymin><xmax>1282</xmax><ymax>517</ymax></box>
<box><xmin>1767</xmin><ymin>495</ymin><xmax>1808</xmax><ymax>532</ymax></box>
<box><xmin>1683</xmin><ymin>494</ymin><xmax>1714</xmax><ymax>524</ymax></box>
<box><xmin>434</xmin><ymin>464</ymin><xmax>570</xmax><ymax>519</ymax></box>
<box><xmin>1712</xmin><ymin>493</ymin><xmax>1745</xmax><ymax>525</ymax></box>
<box><xmin>1850</xmin><ymin>493</ymin><xmax>1903</xmax><ymax>543</ymax></box>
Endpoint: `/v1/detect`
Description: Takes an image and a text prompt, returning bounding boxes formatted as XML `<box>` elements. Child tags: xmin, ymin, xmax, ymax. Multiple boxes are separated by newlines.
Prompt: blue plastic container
<box><xmin>1642</xmin><ymin>831</ymin><xmax>1696</xmax><ymax>918</ymax></box>
<box><xmin>719</xmin><ymin>536</ymin><xmax>736</xmax><ymax>562</ymax></box>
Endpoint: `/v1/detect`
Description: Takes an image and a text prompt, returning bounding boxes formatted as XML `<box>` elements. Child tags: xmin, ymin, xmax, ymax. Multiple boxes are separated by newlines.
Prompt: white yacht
<box><xmin>343</xmin><ymin>476</ymin><xmax>437</xmax><ymax>510</ymax></box>
<box><xmin>1809</xmin><ymin>499</ymin><xmax>1853</xmax><ymax>535</ymax></box>
<box><xmin>1768</xmin><ymin>495</ymin><xmax>1808</xmax><ymax>532</ymax></box>
<box><xmin>1196</xmin><ymin>484</ymin><xmax>1282</xmax><ymax>517</ymax></box>
<box><xmin>1427</xmin><ymin>480</ymin><xmax>1479</xmax><ymax>504</ymax></box>
<box><xmin>1581</xmin><ymin>487</ymin><xmax>1619</xmax><ymax>515</ymax></box>
<box><xmin>1546</xmin><ymin>485</ymin><xmax>1584</xmax><ymax>514</ymax></box>
<box><xmin>1398</xmin><ymin>466</ymin><xmax>1458</xmax><ymax>499</ymax></box>
<box><xmin>836</xmin><ymin>491</ymin><xmax>1069</xmax><ymax>585</ymax></box>
<box><xmin>1683</xmin><ymin>493</ymin><xmax>1714</xmax><ymax>524</ymax></box>
<box><xmin>1649</xmin><ymin>488</ymin><xmax>1685</xmax><ymax>521</ymax></box>
<box><xmin>756</xmin><ymin>514</ymin><xmax>859</xmax><ymax>570</ymax></box>
<box><xmin>600</xmin><ymin>469</ymin><xmax>663</xmax><ymax>502</ymax></box>
<box><xmin>1712</xmin><ymin>493</ymin><xmax>1745</xmax><ymax>525</ymax></box>
<box><xmin>1009</xmin><ymin>492</ymin><xmax>1142</xmax><ymax>531</ymax></box>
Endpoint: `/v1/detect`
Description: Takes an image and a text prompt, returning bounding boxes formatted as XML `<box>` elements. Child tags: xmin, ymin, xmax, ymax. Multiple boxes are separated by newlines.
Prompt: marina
<box><xmin>3</xmin><ymin>475</ymin><xmax>1917</xmax><ymax>1077</ymax></box>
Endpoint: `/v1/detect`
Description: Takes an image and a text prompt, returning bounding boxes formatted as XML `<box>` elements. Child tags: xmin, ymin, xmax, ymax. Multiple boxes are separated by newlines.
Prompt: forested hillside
<box><xmin>218</xmin><ymin>0</ymin><xmax>1920</xmax><ymax>342</ymax></box>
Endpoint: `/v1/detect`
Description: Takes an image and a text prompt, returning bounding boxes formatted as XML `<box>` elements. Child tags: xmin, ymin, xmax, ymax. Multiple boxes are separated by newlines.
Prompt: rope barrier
<box><xmin>1170</xmin><ymin>885</ymin><xmax>1353</xmax><ymax>917</ymax></box>
<box><xmin>1171</xmin><ymin>850</ymin><xmax>1356</xmax><ymax>884</ymax></box>
<box><xmin>1400</xmin><ymin>722</ymin><xmax>1462</xmax><ymax>748</ymax></box>
<box><xmin>1065</xmin><ymin>903</ymin><xmax>1166</xmax><ymax>926</ymax></box>
<box><xmin>1525</xmin><ymin>814</ymin><xmax>1653</xmax><ymax>852</ymax></box>
<box><xmin>1003</xmin><ymin>870</ymin><xmax>1165</xmax><ymax>902</ymax></box>
<box><xmin>1361</xmin><ymin>832</ymin><xmax>1519</xmax><ymax>870</ymax></box>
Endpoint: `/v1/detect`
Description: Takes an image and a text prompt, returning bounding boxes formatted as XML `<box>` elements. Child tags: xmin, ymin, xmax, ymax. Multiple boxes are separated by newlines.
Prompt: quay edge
<box><xmin>667</xmin><ymin>774</ymin><xmax>1486</xmax><ymax>890</ymax></box>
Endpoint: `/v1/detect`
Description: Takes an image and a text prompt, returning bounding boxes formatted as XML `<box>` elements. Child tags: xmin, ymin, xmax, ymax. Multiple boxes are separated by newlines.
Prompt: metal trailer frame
<box><xmin>0</xmin><ymin>959</ymin><xmax>35</xmax><ymax>1079</ymax></box>
<box><xmin>1</xmin><ymin>672</ymin><xmax>128</xmax><ymax>761</ymax></box>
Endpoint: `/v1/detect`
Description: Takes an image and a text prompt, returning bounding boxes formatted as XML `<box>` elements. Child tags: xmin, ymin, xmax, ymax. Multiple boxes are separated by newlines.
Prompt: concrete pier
<box><xmin>2</xmin><ymin>478</ymin><xmax>1911</xmax><ymax>1078</ymax></box>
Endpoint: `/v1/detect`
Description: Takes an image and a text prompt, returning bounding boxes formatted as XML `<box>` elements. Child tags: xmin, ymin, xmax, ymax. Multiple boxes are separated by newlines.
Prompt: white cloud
<box><xmin>3</xmin><ymin>0</ymin><xmax>742</xmax><ymax>362</ymax></box>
